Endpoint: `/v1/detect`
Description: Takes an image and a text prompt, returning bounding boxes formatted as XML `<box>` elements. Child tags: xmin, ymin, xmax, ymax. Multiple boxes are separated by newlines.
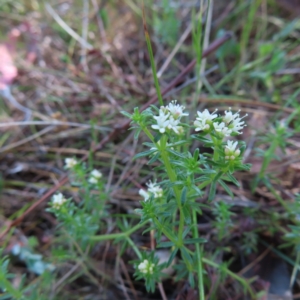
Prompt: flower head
<box><xmin>65</xmin><ymin>158</ymin><xmax>77</xmax><ymax>169</ymax></box>
<box><xmin>194</xmin><ymin>109</ymin><xmax>218</xmax><ymax>132</ymax></box>
<box><xmin>138</xmin><ymin>259</ymin><xmax>155</xmax><ymax>274</ymax></box>
<box><xmin>223</xmin><ymin>108</ymin><xmax>236</xmax><ymax>124</ymax></box>
<box><xmin>223</xmin><ymin>108</ymin><xmax>247</xmax><ymax>135</ymax></box>
<box><xmin>229</xmin><ymin>117</ymin><xmax>247</xmax><ymax>134</ymax></box>
<box><xmin>167</xmin><ymin>116</ymin><xmax>181</xmax><ymax>134</ymax></box>
<box><xmin>166</xmin><ymin>100</ymin><xmax>189</xmax><ymax>119</ymax></box>
<box><xmin>213</xmin><ymin>122</ymin><xmax>232</xmax><ymax>137</ymax></box>
<box><xmin>51</xmin><ymin>193</ymin><xmax>67</xmax><ymax>209</ymax></box>
<box><xmin>88</xmin><ymin>169</ymin><xmax>102</xmax><ymax>184</ymax></box>
<box><xmin>139</xmin><ymin>189</ymin><xmax>150</xmax><ymax>201</ymax></box>
<box><xmin>152</xmin><ymin>110</ymin><xmax>170</xmax><ymax>133</ymax></box>
<box><xmin>224</xmin><ymin>140</ymin><xmax>241</xmax><ymax>160</ymax></box>
<box><xmin>147</xmin><ymin>181</ymin><xmax>163</xmax><ymax>198</ymax></box>
<box><xmin>139</xmin><ymin>181</ymin><xmax>163</xmax><ymax>201</ymax></box>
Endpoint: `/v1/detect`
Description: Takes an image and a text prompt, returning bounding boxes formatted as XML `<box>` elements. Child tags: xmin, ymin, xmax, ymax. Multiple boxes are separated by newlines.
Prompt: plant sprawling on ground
<box><xmin>0</xmin><ymin>1</ymin><xmax>300</xmax><ymax>299</ymax></box>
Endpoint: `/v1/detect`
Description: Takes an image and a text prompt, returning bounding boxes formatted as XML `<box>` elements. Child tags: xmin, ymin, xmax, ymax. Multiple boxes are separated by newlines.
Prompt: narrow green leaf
<box><xmin>120</xmin><ymin>110</ymin><xmax>132</xmax><ymax>119</ymax></box>
<box><xmin>181</xmin><ymin>247</ymin><xmax>193</xmax><ymax>267</ymax></box>
<box><xmin>133</xmin><ymin>128</ymin><xmax>142</xmax><ymax>140</ymax></box>
<box><xmin>157</xmin><ymin>241</ymin><xmax>174</xmax><ymax>248</ymax></box>
<box><xmin>133</xmin><ymin>150</ymin><xmax>156</xmax><ymax>160</ymax></box>
<box><xmin>182</xmin><ymin>205</ymin><xmax>191</xmax><ymax>224</ymax></box>
<box><xmin>226</xmin><ymin>173</ymin><xmax>240</xmax><ymax>186</ymax></box>
<box><xmin>183</xmin><ymin>238</ymin><xmax>207</xmax><ymax>245</ymax></box>
<box><xmin>208</xmin><ymin>181</ymin><xmax>217</xmax><ymax>201</ymax></box>
<box><xmin>167</xmin><ymin>248</ymin><xmax>179</xmax><ymax>266</ymax></box>
<box><xmin>167</xmin><ymin>149</ymin><xmax>186</xmax><ymax>158</ymax></box>
<box><xmin>181</xmin><ymin>187</ymin><xmax>187</xmax><ymax>204</ymax></box>
<box><xmin>148</xmin><ymin>152</ymin><xmax>160</xmax><ymax>164</ymax></box>
<box><xmin>219</xmin><ymin>179</ymin><xmax>234</xmax><ymax>198</ymax></box>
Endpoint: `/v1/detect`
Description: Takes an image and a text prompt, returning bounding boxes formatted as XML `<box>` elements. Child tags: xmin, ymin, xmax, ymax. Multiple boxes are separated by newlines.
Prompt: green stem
<box><xmin>182</xmin><ymin>246</ymin><xmax>255</xmax><ymax>298</ymax></box>
<box><xmin>211</xmin><ymin>135</ymin><xmax>221</xmax><ymax>162</ymax></box>
<box><xmin>90</xmin><ymin>221</ymin><xmax>146</xmax><ymax>241</ymax></box>
<box><xmin>192</xmin><ymin>210</ymin><xmax>205</xmax><ymax>300</ymax></box>
<box><xmin>144</xmin><ymin>22</ymin><xmax>164</xmax><ymax>107</ymax></box>
<box><xmin>126</xmin><ymin>236</ymin><xmax>142</xmax><ymax>259</ymax></box>
<box><xmin>160</xmin><ymin>146</ymin><xmax>184</xmax><ymax>246</ymax></box>
<box><xmin>142</xmin><ymin>130</ymin><xmax>185</xmax><ymax>246</ymax></box>
<box><xmin>233</xmin><ymin>0</ymin><xmax>261</xmax><ymax>92</ymax></box>
<box><xmin>202</xmin><ymin>257</ymin><xmax>255</xmax><ymax>298</ymax></box>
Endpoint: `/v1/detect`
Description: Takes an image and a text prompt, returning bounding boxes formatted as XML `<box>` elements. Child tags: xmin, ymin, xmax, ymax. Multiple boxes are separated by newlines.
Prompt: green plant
<box><xmin>152</xmin><ymin>0</ymin><xmax>180</xmax><ymax>47</ymax></box>
<box><xmin>119</xmin><ymin>103</ymin><xmax>252</xmax><ymax>298</ymax></box>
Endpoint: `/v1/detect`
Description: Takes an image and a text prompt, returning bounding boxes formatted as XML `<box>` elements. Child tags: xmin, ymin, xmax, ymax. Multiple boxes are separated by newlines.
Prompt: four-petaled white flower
<box><xmin>213</xmin><ymin>122</ymin><xmax>232</xmax><ymax>137</ymax></box>
<box><xmin>138</xmin><ymin>259</ymin><xmax>155</xmax><ymax>274</ymax></box>
<box><xmin>139</xmin><ymin>181</ymin><xmax>163</xmax><ymax>201</ymax></box>
<box><xmin>194</xmin><ymin>109</ymin><xmax>218</xmax><ymax>132</ymax></box>
<box><xmin>223</xmin><ymin>108</ymin><xmax>236</xmax><ymax>124</ymax></box>
<box><xmin>224</xmin><ymin>140</ymin><xmax>241</xmax><ymax>160</ymax></box>
<box><xmin>88</xmin><ymin>169</ymin><xmax>102</xmax><ymax>184</ymax></box>
<box><xmin>223</xmin><ymin>108</ymin><xmax>247</xmax><ymax>135</ymax></box>
<box><xmin>167</xmin><ymin>116</ymin><xmax>181</xmax><ymax>134</ymax></box>
<box><xmin>166</xmin><ymin>100</ymin><xmax>189</xmax><ymax>119</ymax></box>
<box><xmin>65</xmin><ymin>158</ymin><xmax>77</xmax><ymax>169</ymax></box>
<box><xmin>52</xmin><ymin>193</ymin><xmax>67</xmax><ymax>209</ymax></box>
<box><xmin>152</xmin><ymin>101</ymin><xmax>189</xmax><ymax>134</ymax></box>
<box><xmin>229</xmin><ymin>117</ymin><xmax>247</xmax><ymax>134</ymax></box>
<box><xmin>139</xmin><ymin>189</ymin><xmax>150</xmax><ymax>201</ymax></box>
<box><xmin>151</xmin><ymin>110</ymin><xmax>170</xmax><ymax>133</ymax></box>
<box><xmin>147</xmin><ymin>181</ymin><xmax>163</xmax><ymax>198</ymax></box>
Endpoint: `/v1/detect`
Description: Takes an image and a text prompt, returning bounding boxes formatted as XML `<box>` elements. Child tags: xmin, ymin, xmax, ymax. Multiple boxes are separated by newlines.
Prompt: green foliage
<box><xmin>122</xmin><ymin>102</ymin><xmax>251</xmax><ymax>295</ymax></box>
<box><xmin>152</xmin><ymin>0</ymin><xmax>180</xmax><ymax>47</ymax></box>
<box><xmin>253</xmin><ymin>119</ymin><xmax>293</xmax><ymax>191</ymax></box>
<box><xmin>212</xmin><ymin>201</ymin><xmax>235</xmax><ymax>241</ymax></box>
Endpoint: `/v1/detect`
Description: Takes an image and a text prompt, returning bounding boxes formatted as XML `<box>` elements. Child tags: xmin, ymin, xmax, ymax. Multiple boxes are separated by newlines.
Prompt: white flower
<box><xmin>139</xmin><ymin>181</ymin><xmax>163</xmax><ymax>201</ymax></box>
<box><xmin>152</xmin><ymin>110</ymin><xmax>170</xmax><ymax>133</ymax></box>
<box><xmin>88</xmin><ymin>169</ymin><xmax>102</xmax><ymax>184</ymax></box>
<box><xmin>139</xmin><ymin>189</ymin><xmax>150</xmax><ymax>201</ymax></box>
<box><xmin>223</xmin><ymin>108</ymin><xmax>236</xmax><ymax>124</ymax></box>
<box><xmin>194</xmin><ymin>109</ymin><xmax>218</xmax><ymax>132</ymax></box>
<box><xmin>213</xmin><ymin>122</ymin><xmax>232</xmax><ymax>137</ymax></box>
<box><xmin>138</xmin><ymin>259</ymin><xmax>155</xmax><ymax>274</ymax></box>
<box><xmin>225</xmin><ymin>140</ymin><xmax>238</xmax><ymax>152</ymax></box>
<box><xmin>52</xmin><ymin>193</ymin><xmax>67</xmax><ymax>209</ymax></box>
<box><xmin>147</xmin><ymin>181</ymin><xmax>163</xmax><ymax>198</ymax></box>
<box><xmin>223</xmin><ymin>108</ymin><xmax>247</xmax><ymax>134</ymax></box>
<box><xmin>167</xmin><ymin>116</ymin><xmax>181</xmax><ymax>134</ymax></box>
<box><xmin>229</xmin><ymin>117</ymin><xmax>246</xmax><ymax>134</ymax></box>
<box><xmin>65</xmin><ymin>158</ymin><xmax>77</xmax><ymax>169</ymax></box>
<box><xmin>224</xmin><ymin>140</ymin><xmax>241</xmax><ymax>160</ymax></box>
<box><xmin>166</xmin><ymin>100</ymin><xmax>189</xmax><ymax>119</ymax></box>
<box><xmin>194</xmin><ymin>119</ymin><xmax>209</xmax><ymax>131</ymax></box>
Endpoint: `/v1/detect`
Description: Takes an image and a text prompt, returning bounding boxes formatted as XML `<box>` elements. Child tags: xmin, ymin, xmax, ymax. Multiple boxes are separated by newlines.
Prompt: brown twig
<box><xmin>0</xmin><ymin>33</ymin><xmax>232</xmax><ymax>241</ymax></box>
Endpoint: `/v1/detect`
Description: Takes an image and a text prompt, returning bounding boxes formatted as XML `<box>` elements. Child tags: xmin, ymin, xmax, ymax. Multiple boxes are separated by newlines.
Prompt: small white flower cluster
<box><xmin>194</xmin><ymin>107</ymin><xmax>247</xmax><ymax>137</ymax></box>
<box><xmin>138</xmin><ymin>259</ymin><xmax>155</xmax><ymax>274</ymax></box>
<box><xmin>88</xmin><ymin>169</ymin><xmax>102</xmax><ymax>184</ymax></box>
<box><xmin>224</xmin><ymin>140</ymin><xmax>241</xmax><ymax>161</ymax></box>
<box><xmin>139</xmin><ymin>181</ymin><xmax>163</xmax><ymax>201</ymax></box>
<box><xmin>194</xmin><ymin>109</ymin><xmax>218</xmax><ymax>132</ymax></box>
<box><xmin>51</xmin><ymin>193</ymin><xmax>67</xmax><ymax>209</ymax></box>
<box><xmin>152</xmin><ymin>100</ymin><xmax>188</xmax><ymax>134</ymax></box>
<box><xmin>223</xmin><ymin>108</ymin><xmax>247</xmax><ymax>135</ymax></box>
<box><xmin>65</xmin><ymin>158</ymin><xmax>77</xmax><ymax>169</ymax></box>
